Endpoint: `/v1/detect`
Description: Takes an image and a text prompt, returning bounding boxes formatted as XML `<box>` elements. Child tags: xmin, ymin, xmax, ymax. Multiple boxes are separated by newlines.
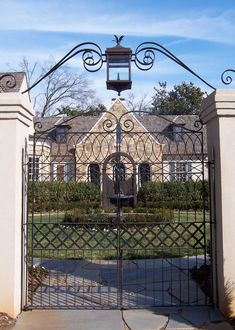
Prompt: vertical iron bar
<box><xmin>21</xmin><ymin>147</ymin><xmax>26</xmax><ymax>310</ymax></box>
<box><xmin>30</xmin><ymin>133</ymin><xmax>37</xmax><ymax>307</ymax></box>
<box><xmin>208</xmin><ymin>156</ymin><xmax>217</xmax><ymax>307</ymax></box>
<box><xmin>201</xmin><ymin>130</ymin><xmax>208</xmax><ymax>305</ymax></box>
<box><xmin>116</xmin><ymin>122</ymin><xmax>123</xmax><ymax>309</ymax></box>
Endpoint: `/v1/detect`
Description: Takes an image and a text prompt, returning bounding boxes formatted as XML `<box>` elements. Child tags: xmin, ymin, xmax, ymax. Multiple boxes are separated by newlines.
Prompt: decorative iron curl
<box><xmin>0</xmin><ymin>74</ymin><xmax>16</xmax><ymax>91</ymax></box>
<box><xmin>133</xmin><ymin>42</ymin><xmax>215</xmax><ymax>90</ymax></box>
<box><xmin>102</xmin><ymin>119</ymin><xmax>116</xmax><ymax>132</ymax></box>
<box><xmin>82</xmin><ymin>49</ymin><xmax>104</xmax><ymax>72</ymax></box>
<box><xmin>221</xmin><ymin>69</ymin><xmax>235</xmax><ymax>85</ymax></box>
<box><xmin>134</xmin><ymin>48</ymin><xmax>155</xmax><ymax>71</ymax></box>
<box><xmin>194</xmin><ymin>119</ymin><xmax>203</xmax><ymax>131</ymax></box>
<box><xmin>122</xmin><ymin>118</ymin><xmax>135</xmax><ymax>132</ymax></box>
<box><xmin>34</xmin><ymin>121</ymin><xmax>42</xmax><ymax>132</ymax></box>
<box><xmin>23</xmin><ymin>42</ymin><xmax>104</xmax><ymax>94</ymax></box>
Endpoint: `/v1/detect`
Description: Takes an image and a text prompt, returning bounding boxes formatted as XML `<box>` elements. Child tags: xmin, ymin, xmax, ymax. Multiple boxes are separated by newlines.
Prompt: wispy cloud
<box><xmin>0</xmin><ymin>0</ymin><xmax>233</xmax><ymax>104</ymax></box>
<box><xmin>1</xmin><ymin>1</ymin><xmax>235</xmax><ymax>44</ymax></box>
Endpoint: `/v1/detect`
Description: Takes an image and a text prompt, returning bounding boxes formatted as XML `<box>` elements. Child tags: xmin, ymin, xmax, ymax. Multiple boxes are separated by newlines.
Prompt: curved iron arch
<box><xmin>119</xmin><ymin>109</ymin><xmax>203</xmax><ymax>133</ymax></box>
<box><xmin>102</xmin><ymin>151</ymin><xmax>136</xmax><ymax>171</ymax></box>
<box><xmin>132</xmin><ymin>42</ymin><xmax>215</xmax><ymax>91</ymax></box>
<box><xmin>22</xmin><ymin>36</ymin><xmax>215</xmax><ymax>95</ymax></box>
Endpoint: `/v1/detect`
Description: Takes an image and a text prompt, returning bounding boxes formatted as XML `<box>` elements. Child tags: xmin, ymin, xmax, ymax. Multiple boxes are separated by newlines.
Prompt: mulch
<box><xmin>28</xmin><ymin>265</ymin><xmax>49</xmax><ymax>298</ymax></box>
<box><xmin>0</xmin><ymin>313</ymin><xmax>15</xmax><ymax>329</ymax></box>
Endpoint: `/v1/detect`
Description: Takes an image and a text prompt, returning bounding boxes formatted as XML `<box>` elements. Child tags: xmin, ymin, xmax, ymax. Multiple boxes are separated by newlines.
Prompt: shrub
<box><xmin>62</xmin><ymin>207</ymin><xmax>173</xmax><ymax>227</ymax></box>
<box><xmin>137</xmin><ymin>180</ymin><xmax>209</xmax><ymax>210</ymax></box>
<box><xmin>28</xmin><ymin>181</ymin><xmax>100</xmax><ymax>213</ymax></box>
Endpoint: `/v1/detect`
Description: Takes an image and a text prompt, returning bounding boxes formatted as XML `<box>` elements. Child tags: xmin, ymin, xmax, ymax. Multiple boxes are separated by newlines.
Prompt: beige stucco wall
<box><xmin>201</xmin><ymin>89</ymin><xmax>235</xmax><ymax>317</ymax></box>
<box><xmin>0</xmin><ymin>76</ymin><xmax>34</xmax><ymax>318</ymax></box>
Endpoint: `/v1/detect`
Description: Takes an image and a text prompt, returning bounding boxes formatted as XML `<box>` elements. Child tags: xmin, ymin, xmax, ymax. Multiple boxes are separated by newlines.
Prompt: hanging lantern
<box><xmin>105</xmin><ymin>37</ymin><xmax>132</xmax><ymax>96</ymax></box>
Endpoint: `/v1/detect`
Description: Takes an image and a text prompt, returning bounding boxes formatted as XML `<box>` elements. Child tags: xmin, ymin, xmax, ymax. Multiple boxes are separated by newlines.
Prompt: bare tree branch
<box><xmin>19</xmin><ymin>58</ymin><xmax>97</xmax><ymax>117</ymax></box>
<box><xmin>126</xmin><ymin>93</ymin><xmax>151</xmax><ymax>115</ymax></box>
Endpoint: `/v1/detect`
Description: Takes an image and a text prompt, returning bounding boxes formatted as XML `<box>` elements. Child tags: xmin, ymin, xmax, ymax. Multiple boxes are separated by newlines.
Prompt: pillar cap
<box><xmin>200</xmin><ymin>89</ymin><xmax>235</xmax><ymax>124</ymax></box>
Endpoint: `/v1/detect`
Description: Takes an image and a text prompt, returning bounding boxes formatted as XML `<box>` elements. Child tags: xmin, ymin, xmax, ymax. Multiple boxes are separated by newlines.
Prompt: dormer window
<box><xmin>56</xmin><ymin>126</ymin><xmax>67</xmax><ymax>143</ymax></box>
<box><xmin>173</xmin><ymin>124</ymin><xmax>184</xmax><ymax>142</ymax></box>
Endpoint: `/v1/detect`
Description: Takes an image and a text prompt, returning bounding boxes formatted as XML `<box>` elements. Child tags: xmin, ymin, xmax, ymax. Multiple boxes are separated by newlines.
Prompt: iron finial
<box><xmin>113</xmin><ymin>35</ymin><xmax>124</xmax><ymax>45</ymax></box>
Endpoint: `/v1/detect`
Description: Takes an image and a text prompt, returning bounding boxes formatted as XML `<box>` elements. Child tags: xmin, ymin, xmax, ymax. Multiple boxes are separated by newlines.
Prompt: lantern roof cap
<box><xmin>105</xmin><ymin>44</ymin><xmax>132</xmax><ymax>54</ymax></box>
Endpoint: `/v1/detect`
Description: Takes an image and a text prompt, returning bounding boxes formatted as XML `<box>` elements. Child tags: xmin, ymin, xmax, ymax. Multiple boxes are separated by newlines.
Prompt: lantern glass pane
<box><xmin>109</xmin><ymin>66</ymin><xmax>129</xmax><ymax>80</ymax></box>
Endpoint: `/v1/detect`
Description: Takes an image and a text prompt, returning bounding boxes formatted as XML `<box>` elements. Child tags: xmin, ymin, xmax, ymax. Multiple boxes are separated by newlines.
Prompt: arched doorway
<box><xmin>102</xmin><ymin>152</ymin><xmax>137</xmax><ymax>208</ymax></box>
<box><xmin>139</xmin><ymin>162</ymin><xmax>151</xmax><ymax>185</ymax></box>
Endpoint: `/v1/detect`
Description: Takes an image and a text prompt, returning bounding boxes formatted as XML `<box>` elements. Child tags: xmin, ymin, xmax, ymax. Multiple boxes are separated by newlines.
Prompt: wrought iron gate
<box><xmin>23</xmin><ymin>107</ymin><xmax>213</xmax><ymax>309</ymax></box>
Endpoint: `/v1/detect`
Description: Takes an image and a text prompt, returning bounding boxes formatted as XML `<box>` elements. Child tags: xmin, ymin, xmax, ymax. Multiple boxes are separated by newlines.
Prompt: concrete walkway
<box><xmin>14</xmin><ymin>307</ymin><xmax>233</xmax><ymax>330</ymax></box>
<box><xmin>16</xmin><ymin>257</ymin><xmax>233</xmax><ymax>329</ymax></box>
<box><xmin>31</xmin><ymin>256</ymin><xmax>208</xmax><ymax>308</ymax></box>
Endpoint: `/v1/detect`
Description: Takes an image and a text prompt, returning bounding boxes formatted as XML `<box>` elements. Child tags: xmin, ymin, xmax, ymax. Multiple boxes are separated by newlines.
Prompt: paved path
<box><xmin>16</xmin><ymin>256</ymin><xmax>234</xmax><ymax>329</ymax></box>
<box><xmin>14</xmin><ymin>307</ymin><xmax>233</xmax><ymax>330</ymax></box>
<box><xmin>31</xmin><ymin>256</ymin><xmax>208</xmax><ymax>308</ymax></box>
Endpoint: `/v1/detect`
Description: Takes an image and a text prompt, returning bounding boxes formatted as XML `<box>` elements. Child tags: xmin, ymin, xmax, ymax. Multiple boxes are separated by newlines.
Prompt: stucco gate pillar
<box><xmin>200</xmin><ymin>89</ymin><xmax>235</xmax><ymax>317</ymax></box>
<box><xmin>0</xmin><ymin>73</ymin><xmax>34</xmax><ymax>318</ymax></box>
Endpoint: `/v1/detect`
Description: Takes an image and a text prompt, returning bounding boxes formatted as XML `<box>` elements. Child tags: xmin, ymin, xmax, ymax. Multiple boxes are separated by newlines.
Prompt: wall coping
<box><xmin>200</xmin><ymin>89</ymin><xmax>235</xmax><ymax>124</ymax></box>
<box><xmin>0</xmin><ymin>93</ymin><xmax>34</xmax><ymax>127</ymax></box>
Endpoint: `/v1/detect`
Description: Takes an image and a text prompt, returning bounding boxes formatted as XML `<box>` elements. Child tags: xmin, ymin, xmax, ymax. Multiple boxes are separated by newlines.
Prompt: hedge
<box><xmin>28</xmin><ymin>180</ymin><xmax>209</xmax><ymax>213</ymax></box>
<box><xmin>137</xmin><ymin>180</ymin><xmax>209</xmax><ymax>210</ymax></box>
<box><xmin>28</xmin><ymin>181</ymin><xmax>100</xmax><ymax>212</ymax></box>
<box><xmin>63</xmin><ymin>207</ymin><xmax>173</xmax><ymax>226</ymax></box>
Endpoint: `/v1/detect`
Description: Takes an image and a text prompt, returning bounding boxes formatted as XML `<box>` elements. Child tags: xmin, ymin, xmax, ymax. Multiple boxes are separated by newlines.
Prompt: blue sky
<box><xmin>1</xmin><ymin>0</ymin><xmax>235</xmax><ymax>107</ymax></box>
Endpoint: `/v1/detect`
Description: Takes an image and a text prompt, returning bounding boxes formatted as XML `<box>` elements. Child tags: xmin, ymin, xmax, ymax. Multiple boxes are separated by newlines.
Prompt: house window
<box><xmin>67</xmin><ymin>163</ymin><xmax>76</xmax><ymax>181</ymax></box>
<box><xmin>28</xmin><ymin>157</ymin><xmax>40</xmax><ymax>181</ymax></box>
<box><xmin>173</xmin><ymin>124</ymin><xmax>184</xmax><ymax>142</ymax></box>
<box><xmin>56</xmin><ymin>126</ymin><xmax>67</xmax><ymax>143</ymax></box>
<box><xmin>88</xmin><ymin>163</ymin><xmax>100</xmax><ymax>187</ymax></box>
<box><xmin>52</xmin><ymin>163</ymin><xmax>75</xmax><ymax>182</ymax></box>
<box><xmin>169</xmin><ymin>161</ymin><xmax>192</xmax><ymax>181</ymax></box>
<box><xmin>139</xmin><ymin>162</ymin><xmax>150</xmax><ymax>185</ymax></box>
<box><xmin>56</xmin><ymin>165</ymin><xmax>65</xmax><ymax>181</ymax></box>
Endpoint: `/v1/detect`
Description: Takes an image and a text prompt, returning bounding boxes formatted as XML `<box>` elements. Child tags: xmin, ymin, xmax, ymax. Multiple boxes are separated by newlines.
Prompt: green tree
<box><xmin>57</xmin><ymin>103</ymin><xmax>106</xmax><ymax>117</ymax></box>
<box><xmin>151</xmin><ymin>81</ymin><xmax>206</xmax><ymax>115</ymax></box>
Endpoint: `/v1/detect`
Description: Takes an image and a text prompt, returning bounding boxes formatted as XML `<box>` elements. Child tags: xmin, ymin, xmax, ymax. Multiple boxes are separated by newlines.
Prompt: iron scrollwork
<box><xmin>133</xmin><ymin>46</ymin><xmax>155</xmax><ymax>71</ymax></box>
<box><xmin>23</xmin><ymin>42</ymin><xmax>105</xmax><ymax>94</ymax></box>
<box><xmin>194</xmin><ymin>119</ymin><xmax>203</xmax><ymax>131</ymax></box>
<box><xmin>0</xmin><ymin>73</ymin><xmax>16</xmax><ymax>91</ymax></box>
<box><xmin>133</xmin><ymin>42</ymin><xmax>215</xmax><ymax>90</ymax></box>
<box><xmin>221</xmin><ymin>69</ymin><xmax>235</xmax><ymax>85</ymax></box>
<box><xmin>34</xmin><ymin>121</ymin><xmax>43</xmax><ymax>132</ymax></box>
<box><xmin>23</xmin><ymin>36</ymin><xmax>215</xmax><ymax>94</ymax></box>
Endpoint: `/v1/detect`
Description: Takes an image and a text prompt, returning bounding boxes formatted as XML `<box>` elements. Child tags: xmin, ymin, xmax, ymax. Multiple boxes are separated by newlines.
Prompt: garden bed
<box><xmin>28</xmin><ymin>265</ymin><xmax>49</xmax><ymax>298</ymax></box>
<box><xmin>0</xmin><ymin>312</ymin><xmax>15</xmax><ymax>329</ymax></box>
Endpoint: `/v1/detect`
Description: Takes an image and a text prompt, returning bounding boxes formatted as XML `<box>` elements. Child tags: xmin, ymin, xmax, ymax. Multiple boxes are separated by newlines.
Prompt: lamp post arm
<box><xmin>22</xmin><ymin>42</ymin><xmax>105</xmax><ymax>94</ymax></box>
<box><xmin>22</xmin><ymin>38</ymin><xmax>217</xmax><ymax>95</ymax></box>
<box><xmin>133</xmin><ymin>42</ymin><xmax>216</xmax><ymax>91</ymax></box>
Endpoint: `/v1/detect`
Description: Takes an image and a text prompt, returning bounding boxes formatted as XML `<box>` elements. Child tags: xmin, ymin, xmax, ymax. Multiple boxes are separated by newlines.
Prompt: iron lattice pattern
<box><xmin>24</xmin><ymin>110</ymin><xmax>212</xmax><ymax>309</ymax></box>
<box><xmin>32</xmin><ymin>222</ymin><xmax>205</xmax><ymax>250</ymax></box>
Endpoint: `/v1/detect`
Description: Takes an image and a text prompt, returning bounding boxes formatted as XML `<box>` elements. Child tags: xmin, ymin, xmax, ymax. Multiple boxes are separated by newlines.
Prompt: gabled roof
<box><xmin>33</xmin><ymin>99</ymin><xmax>207</xmax><ymax>156</ymax></box>
<box><xmin>33</xmin><ymin>113</ymin><xmax>203</xmax><ymax>136</ymax></box>
<box><xmin>136</xmin><ymin>114</ymin><xmax>201</xmax><ymax>133</ymax></box>
<box><xmin>34</xmin><ymin>115</ymin><xmax>100</xmax><ymax>133</ymax></box>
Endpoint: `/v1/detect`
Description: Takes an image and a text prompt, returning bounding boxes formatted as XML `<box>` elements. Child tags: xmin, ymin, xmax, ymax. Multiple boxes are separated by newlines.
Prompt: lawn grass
<box><xmin>26</xmin><ymin>210</ymin><xmax>210</xmax><ymax>260</ymax></box>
